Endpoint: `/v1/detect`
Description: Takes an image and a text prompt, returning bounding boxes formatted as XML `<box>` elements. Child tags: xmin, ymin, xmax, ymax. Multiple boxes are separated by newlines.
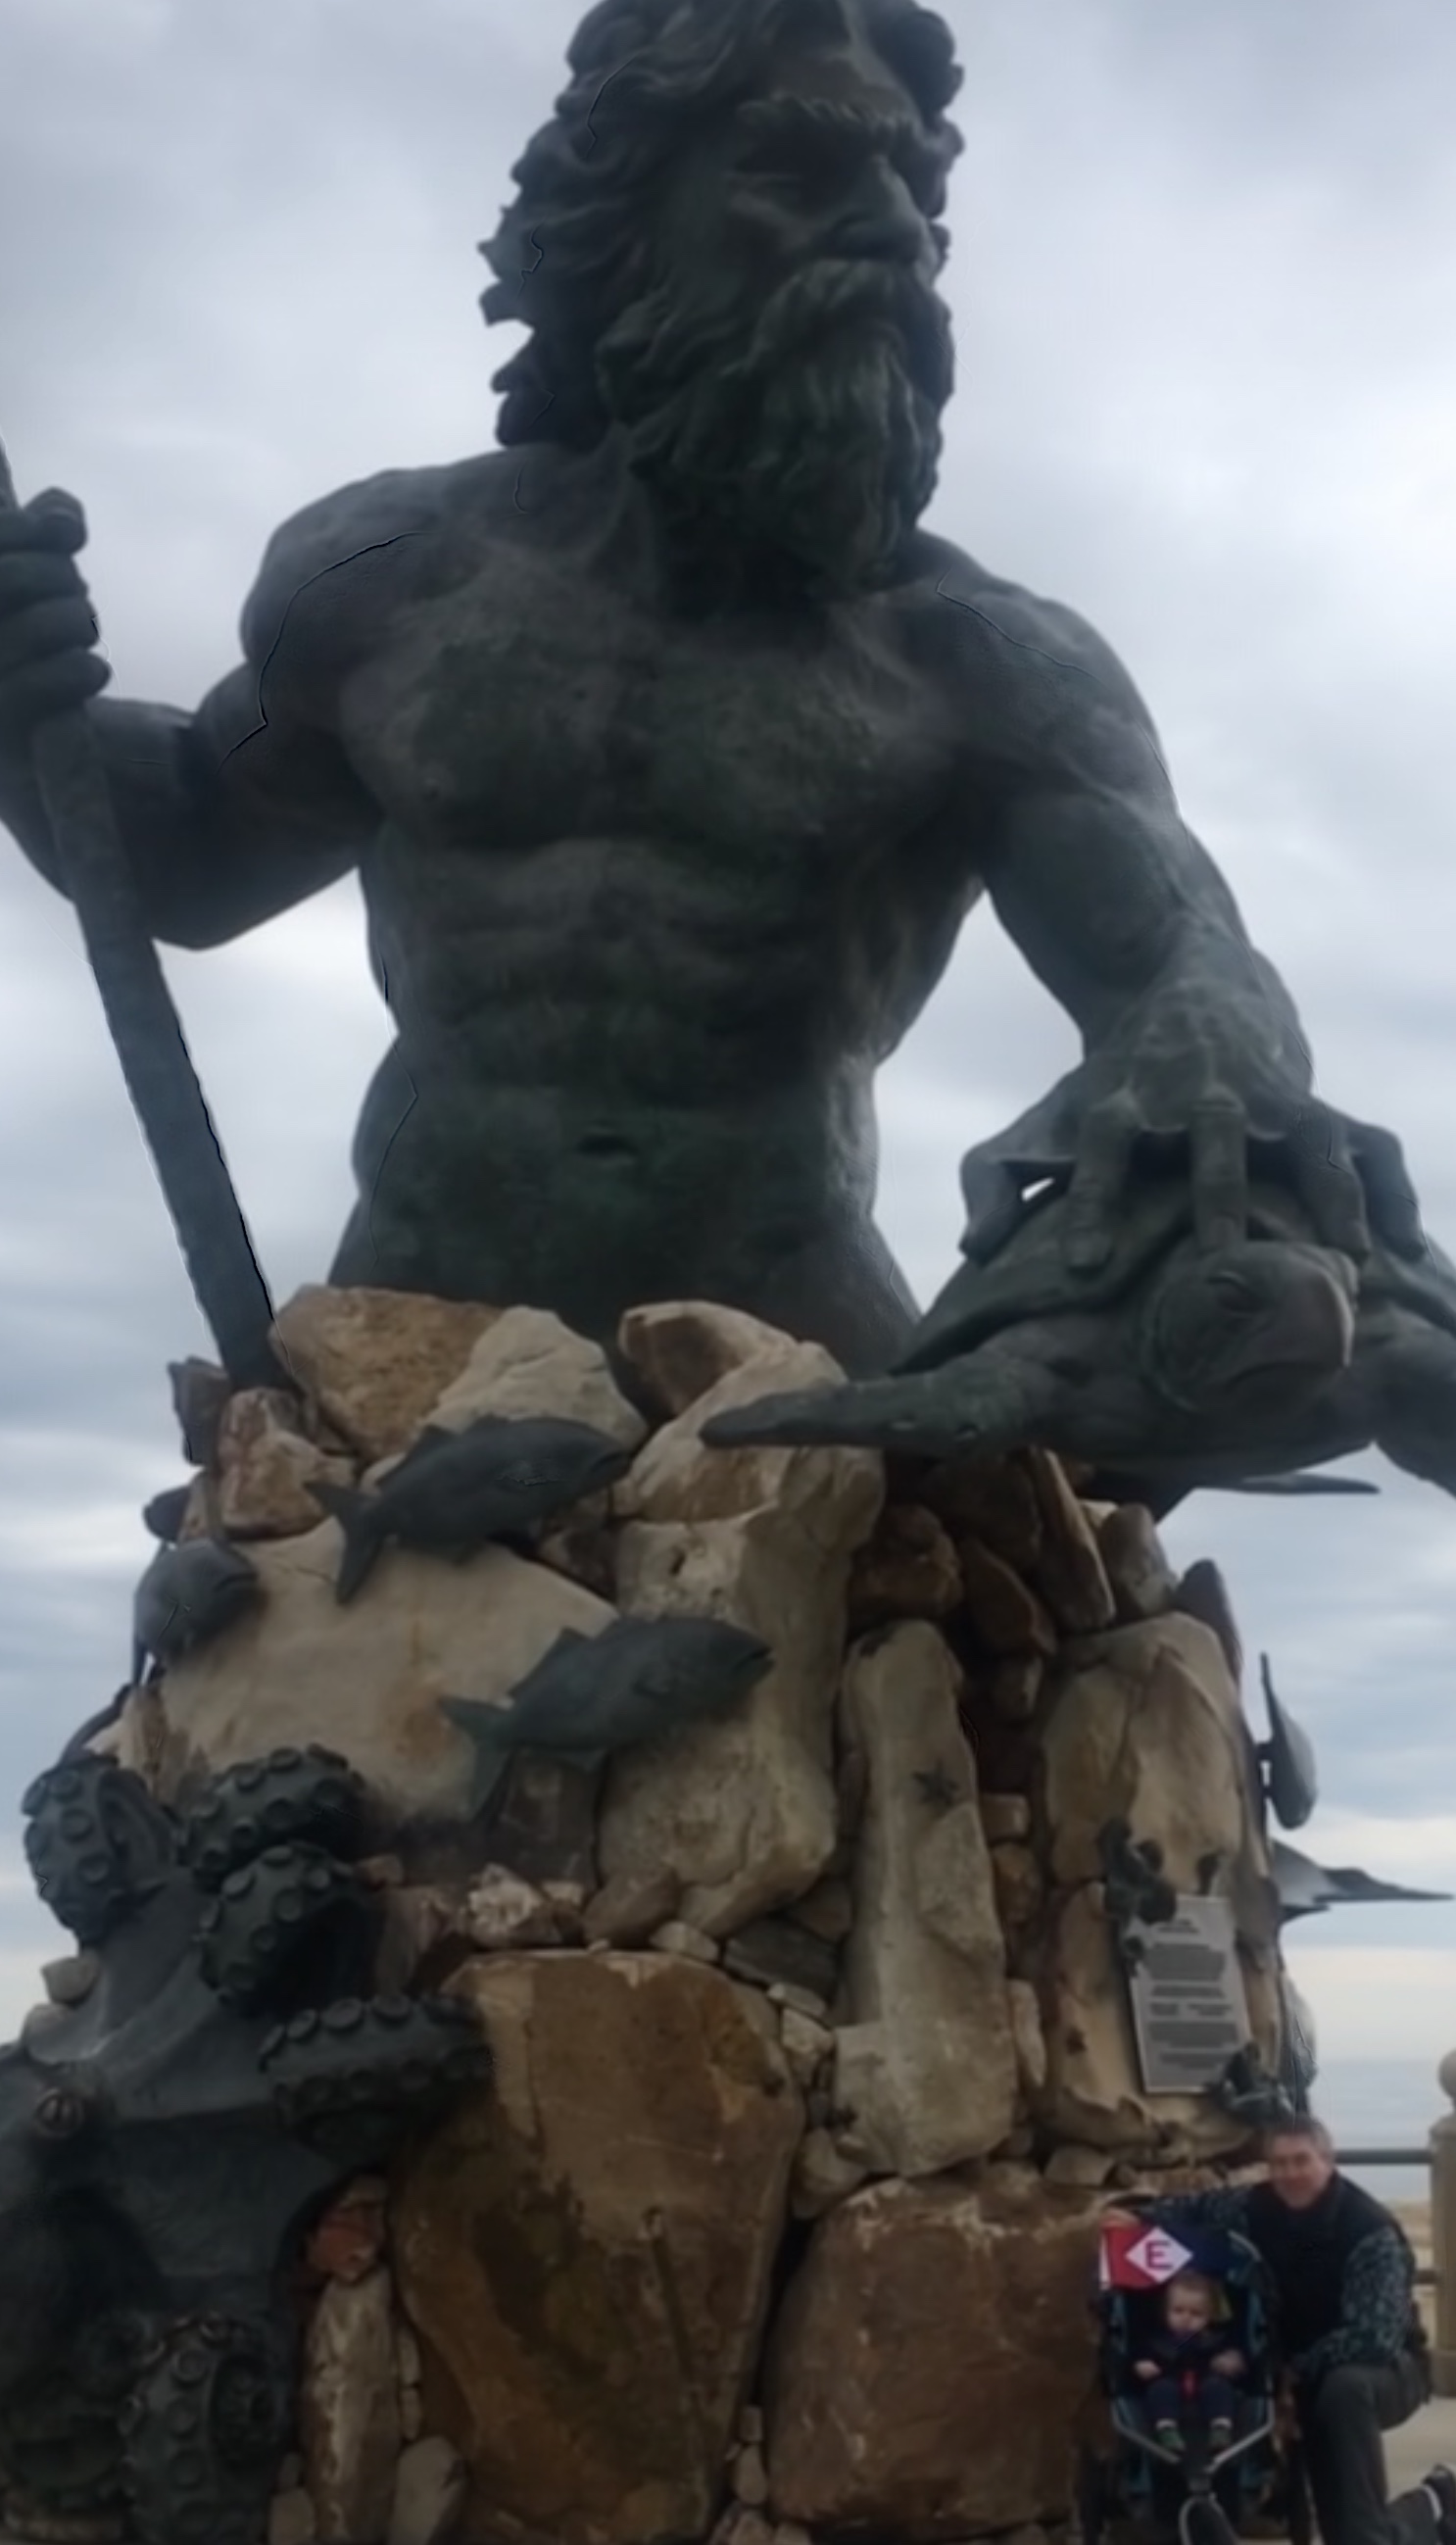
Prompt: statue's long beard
<box><xmin>597</xmin><ymin>259</ymin><xmax>953</xmax><ymax>600</ymax></box>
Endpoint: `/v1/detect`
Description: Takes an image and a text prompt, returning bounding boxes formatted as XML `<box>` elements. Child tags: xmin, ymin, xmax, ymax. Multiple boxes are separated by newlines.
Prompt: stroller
<box><xmin>1075</xmin><ymin>2223</ymin><xmax>1311</xmax><ymax>2545</ymax></box>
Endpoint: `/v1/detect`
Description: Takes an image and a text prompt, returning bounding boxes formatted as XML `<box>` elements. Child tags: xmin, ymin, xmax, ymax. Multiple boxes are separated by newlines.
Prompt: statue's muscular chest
<box><xmin>332</xmin><ymin>532</ymin><xmax>966</xmax><ymax>882</ymax></box>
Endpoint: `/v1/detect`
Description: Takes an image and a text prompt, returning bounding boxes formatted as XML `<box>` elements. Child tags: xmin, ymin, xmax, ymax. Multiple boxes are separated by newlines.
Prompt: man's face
<box><xmin>595</xmin><ymin>0</ymin><xmax>956</xmax><ymax>597</ymax></box>
<box><xmin>1267</xmin><ymin>2132</ymin><xmax>1336</xmax><ymax>2210</ymax></box>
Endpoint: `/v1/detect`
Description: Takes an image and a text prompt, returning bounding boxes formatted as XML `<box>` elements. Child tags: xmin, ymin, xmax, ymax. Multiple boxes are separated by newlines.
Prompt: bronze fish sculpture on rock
<box><xmin>131</xmin><ymin>1537</ymin><xmax>261</xmax><ymax>1681</ymax></box>
<box><xmin>441</xmin><ymin>1614</ymin><xmax>775</xmax><ymax>1814</ymax></box>
<box><xmin>308</xmin><ymin>1412</ymin><xmax>635</xmax><ymax>1602</ymax></box>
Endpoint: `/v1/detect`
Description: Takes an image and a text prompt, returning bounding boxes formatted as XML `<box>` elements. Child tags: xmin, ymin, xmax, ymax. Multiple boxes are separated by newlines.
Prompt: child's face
<box><xmin>1166</xmin><ymin>2285</ymin><xmax>1212</xmax><ymax>2337</ymax></box>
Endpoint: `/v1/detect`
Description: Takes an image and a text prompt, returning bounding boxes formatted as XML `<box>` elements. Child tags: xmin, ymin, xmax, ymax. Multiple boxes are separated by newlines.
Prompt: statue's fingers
<box><xmin>1287</xmin><ymin>1102</ymin><xmax>1370</xmax><ymax>1259</ymax></box>
<box><xmin>1064</xmin><ymin>1096</ymin><xmax>1141</xmax><ymax>1272</ymax></box>
<box><xmin>1189</xmin><ymin>1093</ymin><xmax>1248</xmax><ymax>1249</ymax></box>
<box><xmin>1349</xmin><ymin>1118</ymin><xmax>1425</xmax><ymax>1257</ymax></box>
<box><xmin>957</xmin><ymin>1157</ymin><xmax>1027</xmax><ymax>1263</ymax></box>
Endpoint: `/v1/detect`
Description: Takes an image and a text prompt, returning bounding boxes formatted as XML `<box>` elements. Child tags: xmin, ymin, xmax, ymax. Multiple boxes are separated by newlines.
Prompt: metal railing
<box><xmin>1338</xmin><ymin>2144</ymin><xmax>1435</xmax><ymax>2288</ymax></box>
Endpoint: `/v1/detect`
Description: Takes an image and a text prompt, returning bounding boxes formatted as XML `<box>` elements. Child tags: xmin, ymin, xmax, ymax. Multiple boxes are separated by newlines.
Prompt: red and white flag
<box><xmin>1099</xmin><ymin>2224</ymin><xmax>1195</xmax><ymax>2291</ymax></box>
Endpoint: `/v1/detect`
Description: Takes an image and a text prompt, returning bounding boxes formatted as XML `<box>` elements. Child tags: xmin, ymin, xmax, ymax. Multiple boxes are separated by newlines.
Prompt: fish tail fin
<box><xmin>309</xmin><ymin>1481</ymin><xmax>380</xmax><ymax>1604</ymax></box>
<box><xmin>439</xmin><ymin>1696</ymin><xmax>510</xmax><ymax>1815</ymax></box>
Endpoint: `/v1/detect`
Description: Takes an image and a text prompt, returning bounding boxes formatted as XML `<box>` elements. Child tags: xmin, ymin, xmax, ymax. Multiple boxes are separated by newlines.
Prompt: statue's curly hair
<box><xmin>479</xmin><ymin>0</ymin><xmax>963</xmax><ymax>450</ymax></box>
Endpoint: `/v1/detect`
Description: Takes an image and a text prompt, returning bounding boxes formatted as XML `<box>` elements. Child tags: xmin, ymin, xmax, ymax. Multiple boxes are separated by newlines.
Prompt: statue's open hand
<box><xmin>957</xmin><ymin>959</ymin><xmax>1424</xmax><ymax>1273</ymax></box>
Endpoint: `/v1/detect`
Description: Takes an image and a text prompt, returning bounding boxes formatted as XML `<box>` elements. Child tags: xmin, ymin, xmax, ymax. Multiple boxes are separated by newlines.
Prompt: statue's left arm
<box><xmin>943</xmin><ymin>574</ymin><xmax>1423</xmax><ymax>1270</ymax></box>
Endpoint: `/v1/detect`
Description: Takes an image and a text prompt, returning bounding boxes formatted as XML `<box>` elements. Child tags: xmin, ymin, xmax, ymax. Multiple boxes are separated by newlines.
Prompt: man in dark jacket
<box><xmin>1122</xmin><ymin>2117</ymin><xmax>1453</xmax><ymax>2545</ymax></box>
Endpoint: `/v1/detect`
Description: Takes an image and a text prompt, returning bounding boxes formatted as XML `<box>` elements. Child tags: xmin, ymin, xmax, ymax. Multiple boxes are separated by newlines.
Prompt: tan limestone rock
<box><xmin>1043</xmin><ymin>2140</ymin><xmax>1118</xmax><ymax>2188</ymax></box>
<box><xmin>538</xmin><ymin>1515</ymin><xmax>618</xmax><ymax>1601</ymax></box>
<box><xmin>711</xmin><ymin>2515</ymin><xmax>774</xmax><ymax>2545</ymax></box>
<box><xmin>1036</xmin><ymin>1884</ymin><xmax>1279</xmax><ymax>2155</ymax></box>
<box><xmin>925</xmin><ymin>1453</ymin><xmax>1044</xmax><ymax>1571</ymax></box>
<box><xmin>216</xmin><ymin>1388</ymin><xmax>355</xmax><ymax>1540</ymax></box>
<box><xmin>156</xmin><ymin>1531</ymin><xmax>614</xmax><ymax>1825</ymax></box>
<box><xmin>175</xmin><ymin>1473</ymin><xmax>221</xmax><ymax>1541</ymax></box>
<box><xmin>847</xmin><ymin>1503</ymin><xmax>961</xmax><ymax>1630</ymax></box>
<box><xmin>992</xmin><ymin>1843</ymin><xmax>1044</xmax><ymax>1931</ymax></box>
<box><xmin>1026</xmin><ymin>1452</ymin><xmax>1117</xmax><ymax>1635</ymax></box>
<box><xmin>1039</xmin><ymin>1613</ymin><xmax>1258</xmax><ymax>1892</ymax></box>
<box><xmin>305</xmin><ymin>2178</ymin><xmax>388</xmax><ymax>2286</ymax></box>
<box><xmin>301</xmin><ymin>2267</ymin><xmax>402</xmax><ymax>2543</ymax></box>
<box><xmin>388</xmin><ymin>2438</ymin><xmax>467</xmax><ymax>2545</ymax></box>
<box><xmin>464</xmin><ymin>1867</ymin><xmax>564</xmax><ymax>1950</ymax></box>
<box><xmin>1097</xmin><ymin>1504</ymin><xmax>1179</xmax><ymax>1622</ymax></box>
<box><xmin>778</xmin><ymin>2005</ymin><xmax>835</xmax><ymax>2092</ymax></box>
<box><xmin>987</xmin><ymin>1652</ymin><xmax>1045</xmax><ymax>1722</ymax></box>
<box><xmin>650</xmin><ymin>1917</ymin><xmax>721</xmax><ymax>1963</ymax></box>
<box><xmin>959</xmin><ymin>1541</ymin><xmax>1056</xmax><ymax>1657</ymax></box>
<box><xmin>832</xmin><ymin>1624</ymin><xmax>1016</xmax><ymax>2178</ymax></box>
<box><xmin>597</xmin><ymin>1508</ymin><xmax>861</xmax><ymax>1936</ymax></box>
<box><xmin>790</xmin><ymin>2129</ymin><xmax>870</xmax><ymax>2221</ymax></box>
<box><xmin>980</xmin><ymin>1792</ymin><xmax>1031</xmax><ymax>1843</ymax></box>
<box><xmin>616</xmin><ymin>1343</ymin><xmax>883</xmax><ymax>1539</ymax></box>
<box><xmin>765</xmin><ymin>2170</ymin><xmax>1102</xmax><ymax>2535</ymax></box>
<box><xmin>423</xmin><ymin>1305</ymin><xmax>647</xmax><ymax>1450</ymax></box>
<box><xmin>582</xmin><ymin>1867</ymin><xmax>682</xmax><ymax>1948</ymax></box>
<box><xmin>271</xmin><ymin>1287</ymin><xmax>502</xmax><ymax>1463</ymax></box>
<box><xmin>393</xmin><ymin>1952</ymin><xmax>802</xmax><ymax>2545</ymax></box>
<box><xmin>269</xmin><ymin>2492</ymin><xmax>317</xmax><ymax>2545</ymax></box>
<box><xmin>733</xmin><ymin>2447</ymin><xmax>770</xmax><ymax>2509</ymax></box>
<box><xmin>1008</xmin><ymin>1977</ymin><xmax>1048</xmax><ymax>2097</ymax></box>
<box><xmin>1033</xmin><ymin>1611</ymin><xmax>1278</xmax><ymax>2148</ymax></box>
<box><xmin>616</xmin><ymin>1301</ymin><xmax>793</xmax><ymax>1418</ymax></box>
<box><xmin>788</xmin><ymin>1877</ymin><xmax>853</xmax><ymax>1945</ymax></box>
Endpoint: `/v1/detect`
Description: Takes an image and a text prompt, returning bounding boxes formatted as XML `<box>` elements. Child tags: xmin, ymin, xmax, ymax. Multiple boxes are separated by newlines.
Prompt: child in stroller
<box><xmin>1133</xmin><ymin>2268</ymin><xmax>1243</xmax><ymax>2459</ymax></box>
<box><xmin>1078</xmin><ymin>2223</ymin><xmax>1310</xmax><ymax>2545</ymax></box>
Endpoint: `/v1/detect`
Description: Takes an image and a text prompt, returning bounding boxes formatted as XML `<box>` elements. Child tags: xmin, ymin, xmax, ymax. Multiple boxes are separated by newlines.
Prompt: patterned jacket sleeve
<box><xmin>1295</xmin><ymin>2228</ymin><xmax>1415</xmax><ymax>2381</ymax></box>
<box><xmin>1142</xmin><ymin>2187</ymin><xmax>1254</xmax><ymax>2237</ymax></box>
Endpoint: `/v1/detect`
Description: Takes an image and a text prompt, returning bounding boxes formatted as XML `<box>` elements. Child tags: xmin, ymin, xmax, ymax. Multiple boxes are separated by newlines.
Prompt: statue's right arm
<box><xmin>0</xmin><ymin>481</ymin><xmax>400</xmax><ymax>950</ymax></box>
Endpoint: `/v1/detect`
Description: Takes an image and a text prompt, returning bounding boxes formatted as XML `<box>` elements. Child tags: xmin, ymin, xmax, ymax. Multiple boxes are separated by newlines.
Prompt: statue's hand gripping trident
<box><xmin>0</xmin><ymin>444</ymin><xmax>283</xmax><ymax>1389</ymax></box>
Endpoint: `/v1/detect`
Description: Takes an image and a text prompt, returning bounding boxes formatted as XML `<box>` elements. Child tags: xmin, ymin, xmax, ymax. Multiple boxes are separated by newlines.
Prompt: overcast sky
<box><xmin>1</xmin><ymin>0</ymin><xmax>1455</xmax><ymax>2100</ymax></box>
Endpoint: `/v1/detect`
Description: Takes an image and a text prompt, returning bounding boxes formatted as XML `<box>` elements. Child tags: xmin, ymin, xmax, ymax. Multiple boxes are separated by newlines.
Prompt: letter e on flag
<box><xmin>1100</xmin><ymin>2225</ymin><xmax>1194</xmax><ymax>2290</ymax></box>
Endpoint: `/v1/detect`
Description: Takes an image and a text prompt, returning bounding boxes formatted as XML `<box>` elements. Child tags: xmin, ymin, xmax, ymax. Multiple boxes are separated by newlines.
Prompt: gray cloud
<box><xmin>2</xmin><ymin>0</ymin><xmax>1454</xmax><ymax>2034</ymax></box>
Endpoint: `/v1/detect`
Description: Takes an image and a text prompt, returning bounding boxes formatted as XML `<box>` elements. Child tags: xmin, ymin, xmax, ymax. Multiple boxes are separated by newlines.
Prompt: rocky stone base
<box><xmin>35</xmin><ymin>1289</ymin><xmax>1288</xmax><ymax>2545</ymax></box>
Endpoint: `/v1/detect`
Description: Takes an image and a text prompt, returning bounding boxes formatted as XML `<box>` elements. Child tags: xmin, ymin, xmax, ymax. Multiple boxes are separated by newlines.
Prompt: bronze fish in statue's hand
<box><xmin>132</xmin><ymin>1537</ymin><xmax>261</xmax><ymax>1680</ymax></box>
<box><xmin>440</xmin><ymin>1613</ymin><xmax>775</xmax><ymax>1814</ymax></box>
<box><xmin>308</xmin><ymin>1413</ymin><xmax>635</xmax><ymax>1603</ymax></box>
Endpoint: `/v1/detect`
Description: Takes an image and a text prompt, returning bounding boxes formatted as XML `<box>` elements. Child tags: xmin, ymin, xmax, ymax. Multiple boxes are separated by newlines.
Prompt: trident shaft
<box><xmin>0</xmin><ymin>440</ymin><xmax>283</xmax><ymax>1389</ymax></box>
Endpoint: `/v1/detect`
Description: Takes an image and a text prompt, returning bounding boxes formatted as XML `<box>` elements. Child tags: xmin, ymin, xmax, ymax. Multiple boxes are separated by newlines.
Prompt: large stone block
<box><xmin>765</xmin><ymin>2170</ymin><xmax>1101</xmax><ymax>2536</ymax></box>
<box><xmin>1039</xmin><ymin>1612</ymin><xmax>1264</xmax><ymax>1893</ymax></box>
<box><xmin>833</xmin><ymin>1623</ymin><xmax>1017</xmax><ymax>2177</ymax></box>
<box><xmin>424</xmin><ymin>1305</ymin><xmax>647</xmax><ymax>1449</ymax></box>
<box><xmin>597</xmin><ymin>1507</ymin><xmax>864</xmax><ymax>1937</ymax></box>
<box><xmin>616</xmin><ymin>1344</ymin><xmax>882</xmax><ymax>1537</ymax></box>
<box><xmin>271</xmin><ymin>1287</ymin><xmax>503</xmax><ymax>1463</ymax></box>
<box><xmin>615</xmin><ymin>1301</ymin><xmax>793</xmax><ymax>1420</ymax></box>
<box><xmin>156</xmin><ymin>1530</ymin><xmax>614</xmax><ymax>1825</ymax></box>
<box><xmin>1033</xmin><ymin>1610</ymin><xmax>1280</xmax><ymax>2151</ymax></box>
<box><xmin>393</xmin><ymin>1952</ymin><xmax>802</xmax><ymax>2545</ymax></box>
<box><xmin>1036</xmin><ymin>1884</ymin><xmax>1280</xmax><ymax>2156</ymax></box>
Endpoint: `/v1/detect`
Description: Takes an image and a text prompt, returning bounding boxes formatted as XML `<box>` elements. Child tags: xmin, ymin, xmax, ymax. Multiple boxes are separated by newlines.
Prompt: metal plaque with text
<box><xmin>1126</xmin><ymin>1894</ymin><xmax>1251</xmax><ymax>2094</ymax></box>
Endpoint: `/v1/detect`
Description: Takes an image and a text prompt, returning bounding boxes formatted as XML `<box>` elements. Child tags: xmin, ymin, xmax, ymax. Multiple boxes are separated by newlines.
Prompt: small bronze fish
<box><xmin>441</xmin><ymin>1613</ymin><xmax>775</xmax><ymax>1814</ymax></box>
<box><xmin>309</xmin><ymin>1413</ymin><xmax>634</xmax><ymax>1602</ymax></box>
<box><xmin>132</xmin><ymin>1537</ymin><xmax>261</xmax><ymax>1680</ymax></box>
